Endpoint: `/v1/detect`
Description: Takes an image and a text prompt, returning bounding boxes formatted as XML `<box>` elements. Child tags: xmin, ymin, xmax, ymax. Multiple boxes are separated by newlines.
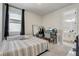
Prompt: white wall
<box><xmin>25</xmin><ymin>11</ymin><xmax>42</xmax><ymax>35</ymax></box>
<box><xmin>42</xmin><ymin>4</ymin><xmax>78</xmax><ymax>29</ymax></box>
<box><xmin>0</xmin><ymin>3</ymin><xmax>3</xmax><ymax>41</ymax></box>
<box><xmin>42</xmin><ymin>4</ymin><xmax>79</xmax><ymax>44</ymax></box>
<box><xmin>77</xmin><ymin>4</ymin><xmax>79</xmax><ymax>35</ymax></box>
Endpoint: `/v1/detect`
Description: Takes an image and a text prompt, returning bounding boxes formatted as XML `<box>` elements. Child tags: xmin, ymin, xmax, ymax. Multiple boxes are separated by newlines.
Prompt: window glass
<box><xmin>9</xmin><ymin>6</ymin><xmax>22</xmax><ymax>35</ymax></box>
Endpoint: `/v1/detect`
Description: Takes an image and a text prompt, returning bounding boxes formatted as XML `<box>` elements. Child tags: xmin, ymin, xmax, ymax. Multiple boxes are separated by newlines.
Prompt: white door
<box><xmin>62</xmin><ymin>9</ymin><xmax>77</xmax><ymax>46</ymax></box>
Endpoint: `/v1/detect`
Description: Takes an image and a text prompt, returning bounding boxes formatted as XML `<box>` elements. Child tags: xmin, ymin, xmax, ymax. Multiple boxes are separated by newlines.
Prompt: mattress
<box><xmin>0</xmin><ymin>37</ymin><xmax>48</xmax><ymax>56</ymax></box>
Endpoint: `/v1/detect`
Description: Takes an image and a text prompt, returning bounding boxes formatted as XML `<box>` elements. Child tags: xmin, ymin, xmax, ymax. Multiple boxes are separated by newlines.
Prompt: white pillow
<box><xmin>20</xmin><ymin>35</ymin><xmax>30</xmax><ymax>40</ymax></box>
<box><xmin>7</xmin><ymin>35</ymin><xmax>21</xmax><ymax>40</ymax></box>
<box><xmin>7</xmin><ymin>35</ymin><xmax>30</xmax><ymax>40</ymax></box>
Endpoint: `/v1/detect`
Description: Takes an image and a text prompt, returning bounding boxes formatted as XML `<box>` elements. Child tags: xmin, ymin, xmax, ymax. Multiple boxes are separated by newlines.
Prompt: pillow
<box><xmin>7</xmin><ymin>35</ymin><xmax>30</xmax><ymax>40</ymax></box>
<box><xmin>20</xmin><ymin>35</ymin><xmax>30</xmax><ymax>40</ymax></box>
<box><xmin>7</xmin><ymin>35</ymin><xmax>21</xmax><ymax>40</ymax></box>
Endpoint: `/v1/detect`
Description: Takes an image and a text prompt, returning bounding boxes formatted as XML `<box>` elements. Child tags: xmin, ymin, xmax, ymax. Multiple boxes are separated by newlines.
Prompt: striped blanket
<box><xmin>0</xmin><ymin>37</ymin><xmax>48</xmax><ymax>56</ymax></box>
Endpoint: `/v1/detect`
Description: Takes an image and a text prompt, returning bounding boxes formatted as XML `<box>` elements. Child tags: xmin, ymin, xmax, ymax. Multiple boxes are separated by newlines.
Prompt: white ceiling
<box><xmin>9</xmin><ymin>3</ymin><xmax>73</xmax><ymax>16</ymax></box>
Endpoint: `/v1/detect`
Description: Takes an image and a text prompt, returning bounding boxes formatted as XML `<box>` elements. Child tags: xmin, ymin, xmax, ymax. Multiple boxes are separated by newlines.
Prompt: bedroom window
<box><xmin>4</xmin><ymin>4</ymin><xmax>25</xmax><ymax>39</ymax></box>
<box><xmin>9</xmin><ymin>6</ymin><xmax>22</xmax><ymax>35</ymax></box>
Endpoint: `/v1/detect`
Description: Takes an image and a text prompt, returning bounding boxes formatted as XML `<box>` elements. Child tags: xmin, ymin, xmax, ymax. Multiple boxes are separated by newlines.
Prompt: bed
<box><xmin>0</xmin><ymin>36</ymin><xmax>49</xmax><ymax>56</ymax></box>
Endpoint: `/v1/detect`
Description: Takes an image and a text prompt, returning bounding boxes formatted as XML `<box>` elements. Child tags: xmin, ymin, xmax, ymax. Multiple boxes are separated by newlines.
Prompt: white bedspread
<box><xmin>0</xmin><ymin>37</ymin><xmax>48</xmax><ymax>56</ymax></box>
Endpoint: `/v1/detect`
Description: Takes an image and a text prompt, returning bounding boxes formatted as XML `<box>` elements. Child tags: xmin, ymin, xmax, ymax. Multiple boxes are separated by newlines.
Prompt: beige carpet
<box><xmin>41</xmin><ymin>43</ymin><xmax>71</xmax><ymax>56</ymax></box>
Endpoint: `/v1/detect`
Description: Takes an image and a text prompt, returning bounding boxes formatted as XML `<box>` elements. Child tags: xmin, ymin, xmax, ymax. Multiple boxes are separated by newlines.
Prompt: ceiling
<box><xmin>9</xmin><ymin>3</ymin><xmax>73</xmax><ymax>16</ymax></box>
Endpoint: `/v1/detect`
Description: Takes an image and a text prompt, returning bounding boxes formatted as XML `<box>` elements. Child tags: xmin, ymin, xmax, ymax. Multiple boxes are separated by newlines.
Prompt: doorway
<box><xmin>62</xmin><ymin>9</ymin><xmax>77</xmax><ymax>47</ymax></box>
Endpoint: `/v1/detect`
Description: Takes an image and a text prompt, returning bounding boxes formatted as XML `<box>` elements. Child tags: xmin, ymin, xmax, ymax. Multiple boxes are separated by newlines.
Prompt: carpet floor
<box><xmin>40</xmin><ymin>43</ymin><xmax>71</xmax><ymax>56</ymax></box>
